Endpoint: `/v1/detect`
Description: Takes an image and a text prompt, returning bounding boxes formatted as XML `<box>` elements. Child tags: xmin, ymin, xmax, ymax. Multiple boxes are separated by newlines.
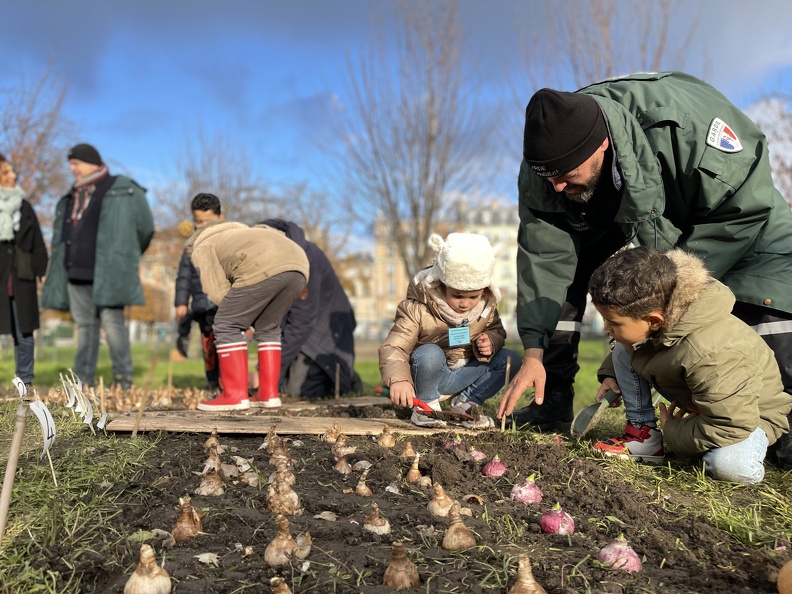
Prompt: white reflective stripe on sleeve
<box><xmin>554</xmin><ymin>321</ymin><xmax>582</xmax><ymax>333</ymax></box>
<box><xmin>749</xmin><ymin>320</ymin><xmax>792</xmax><ymax>336</ymax></box>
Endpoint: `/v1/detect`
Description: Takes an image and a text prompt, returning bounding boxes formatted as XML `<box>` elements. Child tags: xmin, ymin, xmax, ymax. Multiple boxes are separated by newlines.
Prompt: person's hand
<box><xmin>476</xmin><ymin>333</ymin><xmax>492</xmax><ymax>357</ymax></box>
<box><xmin>175</xmin><ymin>305</ymin><xmax>188</xmax><ymax>322</ymax></box>
<box><xmin>595</xmin><ymin>378</ymin><xmax>622</xmax><ymax>407</ymax></box>
<box><xmin>299</xmin><ymin>287</ymin><xmax>309</xmax><ymax>300</ymax></box>
<box><xmin>659</xmin><ymin>401</ymin><xmax>687</xmax><ymax>429</ymax></box>
<box><xmin>389</xmin><ymin>381</ymin><xmax>415</xmax><ymax>408</ymax></box>
<box><xmin>497</xmin><ymin>348</ymin><xmax>546</xmax><ymax>419</ymax></box>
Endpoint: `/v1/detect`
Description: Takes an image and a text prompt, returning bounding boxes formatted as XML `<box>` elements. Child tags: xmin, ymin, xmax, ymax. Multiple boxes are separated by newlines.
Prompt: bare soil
<box><xmin>43</xmin><ymin>401</ymin><xmax>791</xmax><ymax>593</ymax></box>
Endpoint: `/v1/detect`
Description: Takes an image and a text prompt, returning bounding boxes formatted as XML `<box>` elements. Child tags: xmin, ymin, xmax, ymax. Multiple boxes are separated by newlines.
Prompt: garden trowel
<box><xmin>412</xmin><ymin>398</ymin><xmax>476</xmax><ymax>424</ymax></box>
<box><xmin>570</xmin><ymin>389</ymin><xmax>621</xmax><ymax>438</ymax></box>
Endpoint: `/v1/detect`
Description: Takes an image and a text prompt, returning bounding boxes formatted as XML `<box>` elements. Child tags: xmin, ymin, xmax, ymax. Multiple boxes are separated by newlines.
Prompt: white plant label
<box><xmin>12</xmin><ymin>377</ymin><xmax>27</xmax><ymax>399</ymax></box>
<box><xmin>29</xmin><ymin>400</ymin><xmax>56</xmax><ymax>458</ymax></box>
<box><xmin>61</xmin><ymin>373</ymin><xmax>77</xmax><ymax>408</ymax></box>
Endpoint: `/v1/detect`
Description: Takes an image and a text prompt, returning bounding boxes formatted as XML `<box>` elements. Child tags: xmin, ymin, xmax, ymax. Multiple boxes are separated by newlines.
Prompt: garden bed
<box><xmin>73</xmin><ymin>400</ymin><xmax>790</xmax><ymax>593</ymax></box>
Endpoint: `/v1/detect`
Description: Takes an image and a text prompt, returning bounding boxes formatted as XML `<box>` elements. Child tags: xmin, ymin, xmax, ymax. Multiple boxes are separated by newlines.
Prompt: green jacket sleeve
<box><xmin>136</xmin><ymin>189</ymin><xmax>155</xmax><ymax>254</ymax></box>
<box><xmin>516</xmin><ymin>164</ymin><xmax>579</xmax><ymax>350</ymax></box>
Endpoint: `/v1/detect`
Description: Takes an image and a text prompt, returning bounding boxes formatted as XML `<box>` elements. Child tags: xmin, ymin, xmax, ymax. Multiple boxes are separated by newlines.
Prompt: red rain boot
<box><xmin>197</xmin><ymin>342</ymin><xmax>250</xmax><ymax>411</ymax></box>
<box><xmin>250</xmin><ymin>342</ymin><xmax>282</xmax><ymax>408</ymax></box>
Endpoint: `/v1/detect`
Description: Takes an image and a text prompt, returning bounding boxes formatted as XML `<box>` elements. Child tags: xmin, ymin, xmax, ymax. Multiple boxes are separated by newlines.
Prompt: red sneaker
<box><xmin>593</xmin><ymin>424</ymin><xmax>665</xmax><ymax>463</ymax></box>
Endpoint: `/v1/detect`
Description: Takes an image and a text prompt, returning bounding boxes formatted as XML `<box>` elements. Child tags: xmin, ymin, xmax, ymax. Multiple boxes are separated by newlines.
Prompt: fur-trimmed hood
<box><xmin>661</xmin><ymin>249</ymin><xmax>721</xmax><ymax>332</ymax></box>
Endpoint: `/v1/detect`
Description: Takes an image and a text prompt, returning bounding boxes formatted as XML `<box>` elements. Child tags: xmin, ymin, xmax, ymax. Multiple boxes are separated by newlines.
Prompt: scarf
<box><xmin>425</xmin><ymin>283</ymin><xmax>488</xmax><ymax>327</ymax></box>
<box><xmin>71</xmin><ymin>165</ymin><xmax>109</xmax><ymax>225</ymax></box>
<box><xmin>0</xmin><ymin>185</ymin><xmax>24</xmax><ymax>241</ymax></box>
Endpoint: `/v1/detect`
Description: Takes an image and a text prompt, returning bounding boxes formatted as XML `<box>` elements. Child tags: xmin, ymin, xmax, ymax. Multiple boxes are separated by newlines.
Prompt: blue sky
<box><xmin>3</xmin><ymin>0</ymin><xmax>792</xmax><ymax>215</ymax></box>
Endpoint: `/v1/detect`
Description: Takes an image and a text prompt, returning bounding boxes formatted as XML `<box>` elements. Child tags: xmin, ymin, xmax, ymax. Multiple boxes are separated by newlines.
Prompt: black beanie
<box><xmin>67</xmin><ymin>143</ymin><xmax>102</xmax><ymax>165</ymax></box>
<box><xmin>522</xmin><ymin>89</ymin><xmax>607</xmax><ymax>177</ymax></box>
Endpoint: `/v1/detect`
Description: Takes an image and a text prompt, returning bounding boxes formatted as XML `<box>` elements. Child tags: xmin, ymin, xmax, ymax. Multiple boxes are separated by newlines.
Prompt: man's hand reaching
<box><xmin>497</xmin><ymin>348</ymin><xmax>546</xmax><ymax>419</ymax></box>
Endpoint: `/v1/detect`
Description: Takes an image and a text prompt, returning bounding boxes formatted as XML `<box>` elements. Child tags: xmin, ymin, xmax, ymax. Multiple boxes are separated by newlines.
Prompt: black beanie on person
<box><xmin>522</xmin><ymin>89</ymin><xmax>608</xmax><ymax>177</ymax></box>
<box><xmin>67</xmin><ymin>143</ymin><xmax>103</xmax><ymax>165</ymax></box>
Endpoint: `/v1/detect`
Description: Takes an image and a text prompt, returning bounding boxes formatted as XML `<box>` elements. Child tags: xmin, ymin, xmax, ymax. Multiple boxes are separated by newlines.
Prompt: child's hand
<box><xmin>595</xmin><ymin>378</ymin><xmax>622</xmax><ymax>408</ymax></box>
<box><xmin>659</xmin><ymin>401</ymin><xmax>688</xmax><ymax>428</ymax></box>
<box><xmin>389</xmin><ymin>381</ymin><xmax>415</xmax><ymax>408</ymax></box>
<box><xmin>476</xmin><ymin>334</ymin><xmax>492</xmax><ymax>357</ymax></box>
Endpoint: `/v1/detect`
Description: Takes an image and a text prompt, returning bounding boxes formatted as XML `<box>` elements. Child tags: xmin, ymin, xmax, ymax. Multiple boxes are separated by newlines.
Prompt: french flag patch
<box><xmin>706</xmin><ymin>117</ymin><xmax>743</xmax><ymax>153</ymax></box>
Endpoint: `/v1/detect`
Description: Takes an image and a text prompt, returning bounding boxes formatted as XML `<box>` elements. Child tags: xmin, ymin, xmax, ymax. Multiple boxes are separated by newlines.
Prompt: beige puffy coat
<box><xmin>190</xmin><ymin>222</ymin><xmax>309</xmax><ymax>305</ymax></box>
<box><xmin>379</xmin><ymin>272</ymin><xmax>507</xmax><ymax>388</ymax></box>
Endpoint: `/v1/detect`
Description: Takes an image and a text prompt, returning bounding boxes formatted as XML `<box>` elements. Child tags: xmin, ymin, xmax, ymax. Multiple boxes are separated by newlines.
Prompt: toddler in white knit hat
<box><xmin>379</xmin><ymin>233</ymin><xmax>520</xmax><ymax>428</ymax></box>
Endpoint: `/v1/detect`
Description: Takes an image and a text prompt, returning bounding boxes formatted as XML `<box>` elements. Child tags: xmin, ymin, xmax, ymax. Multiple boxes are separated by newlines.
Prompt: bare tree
<box><xmin>511</xmin><ymin>0</ymin><xmax>701</xmax><ymax>131</ymax></box>
<box><xmin>544</xmin><ymin>0</ymin><xmax>698</xmax><ymax>89</ymax></box>
<box><xmin>275</xmin><ymin>182</ymin><xmax>353</xmax><ymax>265</ymax></box>
<box><xmin>0</xmin><ymin>66</ymin><xmax>74</xmax><ymax>224</ymax></box>
<box><xmin>327</xmin><ymin>0</ymin><xmax>496</xmax><ymax>277</ymax></box>
<box><xmin>153</xmin><ymin>130</ymin><xmax>281</xmax><ymax>227</ymax></box>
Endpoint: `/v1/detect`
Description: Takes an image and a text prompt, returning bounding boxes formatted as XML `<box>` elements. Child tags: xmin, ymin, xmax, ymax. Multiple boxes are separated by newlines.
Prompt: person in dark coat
<box><xmin>258</xmin><ymin>219</ymin><xmax>359</xmax><ymax>399</ymax></box>
<box><xmin>174</xmin><ymin>193</ymin><xmax>224</xmax><ymax>388</ymax></box>
<box><xmin>0</xmin><ymin>153</ymin><xmax>48</xmax><ymax>385</ymax></box>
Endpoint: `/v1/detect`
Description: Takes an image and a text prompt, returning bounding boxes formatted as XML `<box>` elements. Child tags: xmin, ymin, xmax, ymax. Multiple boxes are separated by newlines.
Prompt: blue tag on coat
<box><xmin>448</xmin><ymin>327</ymin><xmax>470</xmax><ymax>347</ymax></box>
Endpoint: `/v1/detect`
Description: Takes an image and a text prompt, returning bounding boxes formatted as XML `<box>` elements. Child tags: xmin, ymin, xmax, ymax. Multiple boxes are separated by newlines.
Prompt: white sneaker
<box><xmin>450</xmin><ymin>398</ymin><xmax>495</xmax><ymax>430</ymax></box>
<box><xmin>410</xmin><ymin>399</ymin><xmax>447</xmax><ymax>428</ymax></box>
<box><xmin>593</xmin><ymin>424</ymin><xmax>665</xmax><ymax>463</ymax></box>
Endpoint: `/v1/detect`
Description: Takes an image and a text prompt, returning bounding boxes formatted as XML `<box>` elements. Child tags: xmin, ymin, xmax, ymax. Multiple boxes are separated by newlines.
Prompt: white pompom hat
<box><xmin>419</xmin><ymin>232</ymin><xmax>500</xmax><ymax>302</ymax></box>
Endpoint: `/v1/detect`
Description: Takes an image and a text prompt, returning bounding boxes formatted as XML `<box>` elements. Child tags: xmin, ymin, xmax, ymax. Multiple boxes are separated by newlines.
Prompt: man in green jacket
<box><xmin>497</xmin><ymin>72</ymin><xmax>792</xmax><ymax>470</ymax></box>
<box><xmin>41</xmin><ymin>144</ymin><xmax>154</xmax><ymax>389</ymax></box>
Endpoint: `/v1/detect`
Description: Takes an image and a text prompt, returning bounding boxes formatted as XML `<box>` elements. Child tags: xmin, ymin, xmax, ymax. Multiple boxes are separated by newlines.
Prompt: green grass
<box><xmin>0</xmin><ymin>407</ymin><xmax>159</xmax><ymax>594</ymax></box>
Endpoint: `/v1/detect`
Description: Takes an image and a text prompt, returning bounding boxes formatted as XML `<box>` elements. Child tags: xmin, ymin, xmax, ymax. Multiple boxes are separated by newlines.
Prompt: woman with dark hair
<box><xmin>0</xmin><ymin>153</ymin><xmax>48</xmax><ymax>386</ymax></box>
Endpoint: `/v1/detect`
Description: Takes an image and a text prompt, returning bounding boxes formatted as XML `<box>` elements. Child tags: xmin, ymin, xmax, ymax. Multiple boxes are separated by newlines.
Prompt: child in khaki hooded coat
<box><xmin>188</xmin><ymin>221</ymin><xmax>309</xmax><ymax>411</ymax></box>
<box><xmin>589</xmin><ymin>247</ymin><xmax>791</xmax><ymax>484</ymax></box>
<box><xmin>379</xmin><ymin>233</ymin><xmax>520</xmax><ymax>428</ymax></box>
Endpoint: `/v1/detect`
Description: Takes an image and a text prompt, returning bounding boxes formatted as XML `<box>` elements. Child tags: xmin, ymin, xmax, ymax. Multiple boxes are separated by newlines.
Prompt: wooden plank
<box><xmin>105</xmin><ymin>410</ymin><xmax>478</xmax><ymax>436</ymax></box>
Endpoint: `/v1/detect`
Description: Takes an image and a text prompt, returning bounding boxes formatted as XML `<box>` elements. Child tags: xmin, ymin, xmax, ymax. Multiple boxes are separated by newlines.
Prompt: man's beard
<box><xmin>565</xmin><ymin>163</ymin><xmax>603</xmax><ymax>204</ymax></box>
<box><xmin>566</xmin><ymin>187</ymin><xmax>595</xmax><ymax>204</ymax></box>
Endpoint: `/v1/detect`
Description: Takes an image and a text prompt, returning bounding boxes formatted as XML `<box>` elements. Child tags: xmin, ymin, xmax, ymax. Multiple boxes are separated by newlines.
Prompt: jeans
<box><xmin>67</xmin><ymin>283</ymin><xmax>133</xmax><ymax>386</ymax></box>
<box><xmin>10</xmin><ymin>297</ymin><xmax>34</xmax><ymax>383</ymax></box>
<box><xmin>612</xmin><ymin>343</ymin><xmax>658</xmax><ymax>429</ymax></box>
<box><xmin>702</xmin><ymin>427</ymin><xmax>768</xmax><ymax>484</ymax></box>
<box><xmin>409</xmin><ymin>344</ymin><xmax>519</xmax><ymax>405</ymax></box>
<box><xmin>612</xmin><ymin>342</ymin><xmax>769</xmax><ymax>484</ymax></box>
